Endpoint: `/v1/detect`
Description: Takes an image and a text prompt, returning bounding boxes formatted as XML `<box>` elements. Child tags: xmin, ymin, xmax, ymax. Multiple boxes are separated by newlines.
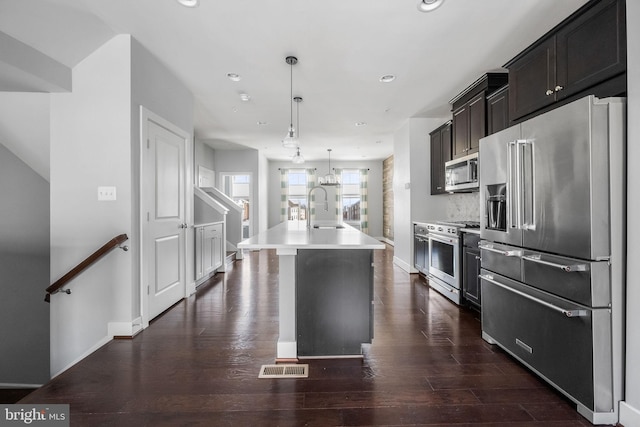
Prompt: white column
<box><xmin>276</xmin><ymin>248</ymin><xmax>297</xmax><ymax>360</ymax></box>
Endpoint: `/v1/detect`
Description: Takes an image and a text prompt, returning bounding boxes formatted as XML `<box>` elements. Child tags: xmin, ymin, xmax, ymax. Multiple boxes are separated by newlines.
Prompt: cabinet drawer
<box><xmin>479</xmin><ymin>241</ymin><xmax>521</xmax><ymax>281</ymax></box>
<box><xmin>522</xmin><ymin>251</ymin><xmax>610</xmax><ymax>307</ymax></box>
<box><xmin>481</xmin><ymin>271</ymin><xmax>613</xmax><ymax>413</ymax></box>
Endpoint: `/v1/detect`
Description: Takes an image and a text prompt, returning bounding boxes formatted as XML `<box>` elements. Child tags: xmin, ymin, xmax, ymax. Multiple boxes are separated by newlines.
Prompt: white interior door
<box><xmin>143</xmin><ymin>113</ymin><xmax>187</xmax><ymax>321</ymax></box>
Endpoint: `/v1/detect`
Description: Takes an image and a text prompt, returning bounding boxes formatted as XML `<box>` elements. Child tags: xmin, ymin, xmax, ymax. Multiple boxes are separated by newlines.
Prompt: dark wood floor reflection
<box><xmin>21</xmin><ymin>245</ymin><xmax>593</xmax><ymax>426</ymax></box>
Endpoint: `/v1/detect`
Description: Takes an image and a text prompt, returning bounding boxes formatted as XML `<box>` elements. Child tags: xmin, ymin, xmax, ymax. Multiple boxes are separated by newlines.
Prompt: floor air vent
<box><xmin>258</xmin><ymin>364</ymin><xmax>308</xmax><ymax>379</ymax></box>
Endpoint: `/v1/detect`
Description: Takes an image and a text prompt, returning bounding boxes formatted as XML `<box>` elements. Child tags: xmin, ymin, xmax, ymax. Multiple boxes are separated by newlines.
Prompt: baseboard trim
<box><xmin>620</xmin><ymin>401</ymin><xmax>640</xmax><ymax>427</ymax></box>
<box><xmin>108</xmin><ymin>317</ymin><xmax>143</xmax><ymax>339</ymax></box>
<box><xmin>393</xmin><ymin>256</ymin><xmax>412</xmax><ymax>273</ymax></box>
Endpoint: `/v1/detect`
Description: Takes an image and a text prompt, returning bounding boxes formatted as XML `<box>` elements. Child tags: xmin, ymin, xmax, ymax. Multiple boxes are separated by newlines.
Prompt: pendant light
<box><xmin>291</xmin><ymin>97</ymin><xmax>305</xmax><ymax>164</ymax></box>
<box><xmin>319</xmin><ymin>149</ymin><xmax>340</xmax><ymax>186</ymax></box>
<box><xmin>282</xmin><ymin>56</ymin><xmax>298</xmax><ymax>148</ymax></box>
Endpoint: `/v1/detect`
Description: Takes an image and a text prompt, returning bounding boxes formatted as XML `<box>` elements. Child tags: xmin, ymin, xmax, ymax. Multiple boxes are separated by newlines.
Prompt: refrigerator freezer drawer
<box><xmin>479</xmin><ymin>241</ymin><xmax>522</xmax><ymax>281</ymax></box>
<box><xmin>480</xmin><ymin>270</ymin><xmax>614</xmax><ymax>415</ymax></box>
<box><xmin>522</xmin><ymin>251</ymin><xmax>611</xmax><ymax>307</ymax></box>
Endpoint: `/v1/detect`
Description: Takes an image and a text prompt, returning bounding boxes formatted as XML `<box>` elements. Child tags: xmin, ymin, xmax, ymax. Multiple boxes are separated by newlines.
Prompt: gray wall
<box><xmin>0</xmin><ymin>143</ymin><xmax>50</xmax><ymax>385</ymax></box>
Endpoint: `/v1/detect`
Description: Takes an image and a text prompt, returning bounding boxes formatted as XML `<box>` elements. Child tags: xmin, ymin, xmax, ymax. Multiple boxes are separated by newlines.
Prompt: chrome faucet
<box><xmin>307</xmin><ymin>185</ymin><xmax>329</xmax><ymax>228</ymax></box>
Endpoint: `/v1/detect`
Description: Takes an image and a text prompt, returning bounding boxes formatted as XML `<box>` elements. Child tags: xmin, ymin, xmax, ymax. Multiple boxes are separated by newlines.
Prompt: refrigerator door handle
<box><xmin>507</xmin><ymin>141</ymin><xmax>520</xmax><ymax>229</ymax></box>
<box><xmin>478</xmin><ymin>243</ymin><xmax>523</xmax><ymax>257</ymax></box>
<box><xmin>518</xmin><ymin>139</ymin><xmax>536</xmax><ymax>231</ymax></box>
<box><xmin>522</xmin><ymin>254</ymin><xmax>590</xmax><ymax>272</ymax></box>
<box><xmin>479</xmin><ymin>274</ymin><xmax>589</xmax><ymax>317</ymax></box>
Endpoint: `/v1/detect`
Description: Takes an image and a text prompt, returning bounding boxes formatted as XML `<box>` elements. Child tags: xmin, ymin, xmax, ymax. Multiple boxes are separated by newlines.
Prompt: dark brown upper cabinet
<box><xmin>430</xmin><ymin>121</ymin><xmax>452</xmax><ymax>195</ymax></box>
<box><xmin>507</xmin><ymin>0</ymin><xmax>626</xmax><ymax>122</ymax></box>
<box><xmin>450</xmin><ymin>73</ymin><xmax>508</xmax><ymax>159</ymax></box>
<box><xmin>487</xmin><ymin>85</ymin><xmax>509</xmax><ymax>135</ymax></box>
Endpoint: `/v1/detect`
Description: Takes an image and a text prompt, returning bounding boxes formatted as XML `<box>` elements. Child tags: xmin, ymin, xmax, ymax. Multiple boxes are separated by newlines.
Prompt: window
<box><xmin>221</xmin><ymin>173</ymin><xmax>252</xmax><ymax>238</ymax></box>
<box><xmin>341</xmin><ymin>169</ymin><xmax>361</xmax><ymax>225</ymax></box>
<box><xmin>287</xmin><ymin>169</ymin><xmax>308</xmax><ymax>222</ymax></box>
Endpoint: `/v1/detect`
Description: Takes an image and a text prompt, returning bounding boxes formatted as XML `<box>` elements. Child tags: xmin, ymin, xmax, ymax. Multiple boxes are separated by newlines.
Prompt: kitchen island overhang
<box><xmin>238</xmin><ymin>221</ymin><xmax>385</xmax><ymax>360</ymax></box>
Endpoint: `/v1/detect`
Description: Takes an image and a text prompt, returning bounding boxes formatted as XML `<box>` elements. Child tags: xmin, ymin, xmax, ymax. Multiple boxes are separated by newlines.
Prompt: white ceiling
<box><xmin>0</xmin><ymin>0</ymin><xmax>589</xmax><ymax>162</ymax></box>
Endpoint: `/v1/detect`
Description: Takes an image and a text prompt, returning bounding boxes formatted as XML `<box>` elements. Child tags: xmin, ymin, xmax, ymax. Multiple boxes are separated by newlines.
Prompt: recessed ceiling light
<box><xmin>177</xmin><ymin>0</ymin><xmax>199</xmax><ymax>7</ymax></box>
<box><xmin>379</xmin><ymin>74</ymin><xmax>396</xmax><ymax>83</ymax></box>
<box><xmin>227</xmin><ymin>73</ymin><xmax>241</xmax><ymax>82</ymax></box>
<box><xmin>239</xmin><ymin>93</ymin><xmax>251</xmax><ymax>102</ymax></box>
<box><xmin>417</xmin><ymin>0</ymin><xmax>444</xmax><ymax>12</ymax></box>
<box><xmin>355</xmin><ymin>122</ymin><xmax>367</xmax><ymax>127</ymax></box>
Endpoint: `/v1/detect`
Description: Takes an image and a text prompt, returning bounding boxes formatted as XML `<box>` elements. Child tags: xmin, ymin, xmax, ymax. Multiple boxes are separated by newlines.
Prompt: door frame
<box><xmin>139</xmin><ymin>106</ymin><xmax>193</xmax><ymax>329</ymax></box>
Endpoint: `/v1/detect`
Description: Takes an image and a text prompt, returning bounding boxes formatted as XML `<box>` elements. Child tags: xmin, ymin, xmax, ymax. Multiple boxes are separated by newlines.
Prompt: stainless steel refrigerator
<box><xmin>478</xmin><ymin>95</ymin><xmax>625</xmax><ymax>425</ymax></box>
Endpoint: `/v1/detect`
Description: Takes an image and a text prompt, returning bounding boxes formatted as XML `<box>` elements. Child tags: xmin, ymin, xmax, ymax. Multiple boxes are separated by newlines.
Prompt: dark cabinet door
<box><xmin>463</xmin><ymin>246</ymin><xmax>481</xmax><ymax>307</ymax></box>
<box><xmin>414</xmin><ymin>236</ymin><xmax>428</xmax><ymax>273</ymax></box>
<box><xmin>507</xmin><ymin>0</ymin><xmax>626</xmax><ymax>121</ymax></box>
<box><xmin>452</xmin><ymin>104</ymin><xmax>469</xmax><ymax>159</ymax></box>
<box><xmin>487</xmin><ymin>86</ymin><xmax>509</xmax><ymax>134</ymax></box>
<box><xmin>430</xmin><ymin>122</ymin><xmax>452</xmax><ymax>195</ymax></box>
<box><xmin>508</xmin><ymin>37</ymin><xmax>556</xmax><ymax>121</ymax></box>
<box><xmin>430</xmin><ymin>128</ymin><xmax>443</xmax><ymax>194</ymax></box>
<box><xmin>468</xmin><ymin>93</ymin><xmax>485</xmax><ymax>154</ymax></box>
<box><xmin>462</xmin><ymin>232</ymin><xmax>481</xmax><ymax>308</ymax></box>
<box><xmin>555</xmin><ymin>0</ymin><xmax>626</xmax><ymax>101</ymax></box>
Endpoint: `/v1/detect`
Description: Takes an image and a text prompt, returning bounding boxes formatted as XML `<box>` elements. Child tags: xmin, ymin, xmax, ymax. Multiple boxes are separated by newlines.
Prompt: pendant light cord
<box><xmin>290</xmin><ymin>61</ymin><xmax>293</xmax><ymax>129</ymax></box>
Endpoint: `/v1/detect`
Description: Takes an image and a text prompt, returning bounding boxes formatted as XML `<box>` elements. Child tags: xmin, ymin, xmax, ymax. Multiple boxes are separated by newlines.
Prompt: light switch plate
<box><xmin>98</xmin><ymin>186</ymin><xmax>117</xmax><ymax>201</ymax></box>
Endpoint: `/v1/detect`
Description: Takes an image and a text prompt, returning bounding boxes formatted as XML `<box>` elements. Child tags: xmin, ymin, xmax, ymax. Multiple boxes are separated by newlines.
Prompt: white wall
<box><xmin>258</xmin><ymin>152</ymin><xmax>269</xmax><ymax>234</ymax></box>
<box><xmin>620</xmin><ymin>2</ymin><xmax>640</xmax><ymax>425</ymax></box>
<box><xmin>393</xmin><ymin>118</ymin><xmax>449</xmax><ymax>272</ymax></box>
<box><xmin>50</xmin><ymin>35</ymin><xmax>133</xmax><ymax>376</ymax></box>
<box><xmin>267</xmin><ymin>159</ymin><xmax>384</xmax><ymax>238</ymax></box>
<box><xmin>131</xmin><ymin>37</ymin><xmax>194</xmax><ymax>313</ymax></box>
<box><xmin>49</xmin><ymin>35</ymin><xmax>194</xmax><ymax>376</ymax></box>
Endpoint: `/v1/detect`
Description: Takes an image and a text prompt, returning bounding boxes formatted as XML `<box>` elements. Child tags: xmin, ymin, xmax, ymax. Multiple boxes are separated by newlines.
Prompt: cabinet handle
<box><xmin>437</xmin><ymin>186</ymin><xmax>442</xmax><ymax>190</ymax></box>
<box><xmin>545</xmin><ymin>89</ymin><xmax>554</xmax><ymax>96</ymax></box>
<box><xmin>475</xmin><ymin>256</ymin><xmax>481</xmax><ymax>260</ymax></box>
<box><xmin>554</xmin><ymin>85</ymin><xmax>564</xmax><ymax>92</ymax></box>
<box><xmin>479</xmin><ymin>274</ymin><xmax>588</xmax><ymax>317</ymax></box>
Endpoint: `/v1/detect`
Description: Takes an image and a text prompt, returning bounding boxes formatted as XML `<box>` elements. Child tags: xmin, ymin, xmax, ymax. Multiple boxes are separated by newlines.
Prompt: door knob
<box><xmin>179</xmin><ymin>223</ymin><xmax>188</xmax><ymax>229</ymax></box>
<box><xmin>545</xmin><ymin>89</ymin><xmax>554</xmax><ymax>96</ymax></box>
<box><xmin>554</xmin><ymin>85</ymin><xmax>564</xmax><ymax>92</ymax></box>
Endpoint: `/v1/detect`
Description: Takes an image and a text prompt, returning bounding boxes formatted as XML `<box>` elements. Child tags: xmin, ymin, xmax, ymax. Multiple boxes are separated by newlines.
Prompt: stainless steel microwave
<box><xmin>445</xmin><ymin>152</ymin><xmax>479</xmax><ymax>192</ymax></box>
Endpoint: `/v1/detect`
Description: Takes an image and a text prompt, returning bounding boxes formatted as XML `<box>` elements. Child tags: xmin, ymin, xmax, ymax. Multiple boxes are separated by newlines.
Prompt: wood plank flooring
<box><xmin>18</xmin><ymin>245</ymin><xmax>595</xmax><ymax>426</ymax></box>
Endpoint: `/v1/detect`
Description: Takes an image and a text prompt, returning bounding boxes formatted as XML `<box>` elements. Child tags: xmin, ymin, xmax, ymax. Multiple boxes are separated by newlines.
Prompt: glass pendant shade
<box><xmin>282</xmin><ymin>126</ymin><xmax>298</xmax><ymax>148</ymax></box>
<box><xmin>292</xmin><ymin>148</ymin><xmax>305</xmax><ymax>164</ymax></box>
<box><xmin>417</xmin><ymin>0</ymin><xmax>444</xmax><ymax>12</ymax></box>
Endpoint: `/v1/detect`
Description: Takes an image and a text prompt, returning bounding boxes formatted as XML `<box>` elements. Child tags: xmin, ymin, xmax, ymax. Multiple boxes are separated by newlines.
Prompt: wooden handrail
<box><xmin>45</xmin><ymin>234</ymin><xmax>128</xmax><ymax>302</ymax></box>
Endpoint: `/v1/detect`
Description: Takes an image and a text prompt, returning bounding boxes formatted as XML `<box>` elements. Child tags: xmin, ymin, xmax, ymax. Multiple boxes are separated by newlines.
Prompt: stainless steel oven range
<box><xmin>425</xmin><ymin>221</ymin><xmax>479</xmax><ymax>305</ymax></box>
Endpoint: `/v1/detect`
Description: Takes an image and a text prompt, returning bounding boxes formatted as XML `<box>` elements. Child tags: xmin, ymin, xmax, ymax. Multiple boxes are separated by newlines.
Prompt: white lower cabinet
<box><xmin>195</xmin><ymin>222</ymin><xmax>224</xmax><ymax>282</ymax></box>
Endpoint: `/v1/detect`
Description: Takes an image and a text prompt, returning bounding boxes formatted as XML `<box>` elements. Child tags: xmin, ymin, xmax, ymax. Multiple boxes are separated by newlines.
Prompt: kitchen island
<box><xmin>238</xmin><ymin>221</ymin><xmax>385</xmax><ymax>360</ymax></box>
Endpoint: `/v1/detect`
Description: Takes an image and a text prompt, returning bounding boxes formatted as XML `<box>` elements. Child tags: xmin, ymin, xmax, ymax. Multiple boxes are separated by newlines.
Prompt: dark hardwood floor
<box><xmin>18</xmin><ymin>245</ymin><xmax>594</xmax><ymax>426</ymax></box>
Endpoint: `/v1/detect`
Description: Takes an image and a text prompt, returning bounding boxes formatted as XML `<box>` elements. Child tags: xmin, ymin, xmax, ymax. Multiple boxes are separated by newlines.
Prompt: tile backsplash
<box><xmin>447</xmin><ymin>192</ymin><xmax>480</xmax><ymax>221</ymax></box>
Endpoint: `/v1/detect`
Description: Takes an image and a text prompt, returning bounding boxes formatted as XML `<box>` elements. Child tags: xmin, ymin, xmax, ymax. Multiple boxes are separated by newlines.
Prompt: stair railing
<box><xmin>45</xmin><ymin>234</ymin><xmax>129</xmax><ymax>302</ymax></box>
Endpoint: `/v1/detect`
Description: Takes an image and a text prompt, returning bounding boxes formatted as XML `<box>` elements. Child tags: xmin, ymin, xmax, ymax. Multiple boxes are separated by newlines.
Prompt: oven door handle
<box><xmin>428</xmin><ymin>234</ymin><xmax>458</xmax><ymax>245</ymax></box>
<box><xmin>478</xmin><ymin>243</ymin><xmax>522</xmax><ymax>257</ymax></box>
<box><xmin>521</xmin><ymin>254</ymin><xmax>589</xmax><ymax>272</ymax></box>
<box><xmin>479</xmin><ymin>274</ymin><xmax>588</xmax><ymax>317</ymax></box>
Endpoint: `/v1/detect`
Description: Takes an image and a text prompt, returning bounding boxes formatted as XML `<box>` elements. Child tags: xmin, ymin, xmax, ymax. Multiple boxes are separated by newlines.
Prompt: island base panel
<box><xmin>296</xmin><ymin>249</ymin><xmax>374</xmax><ymax>357</ymax></box>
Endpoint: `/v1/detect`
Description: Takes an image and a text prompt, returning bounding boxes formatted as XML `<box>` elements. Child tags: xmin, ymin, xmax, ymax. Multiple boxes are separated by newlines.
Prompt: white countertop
<box><xmin>238</xmin><ymin>221</ymin><xmax>385</xmax><ymax>250</ymax></box>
